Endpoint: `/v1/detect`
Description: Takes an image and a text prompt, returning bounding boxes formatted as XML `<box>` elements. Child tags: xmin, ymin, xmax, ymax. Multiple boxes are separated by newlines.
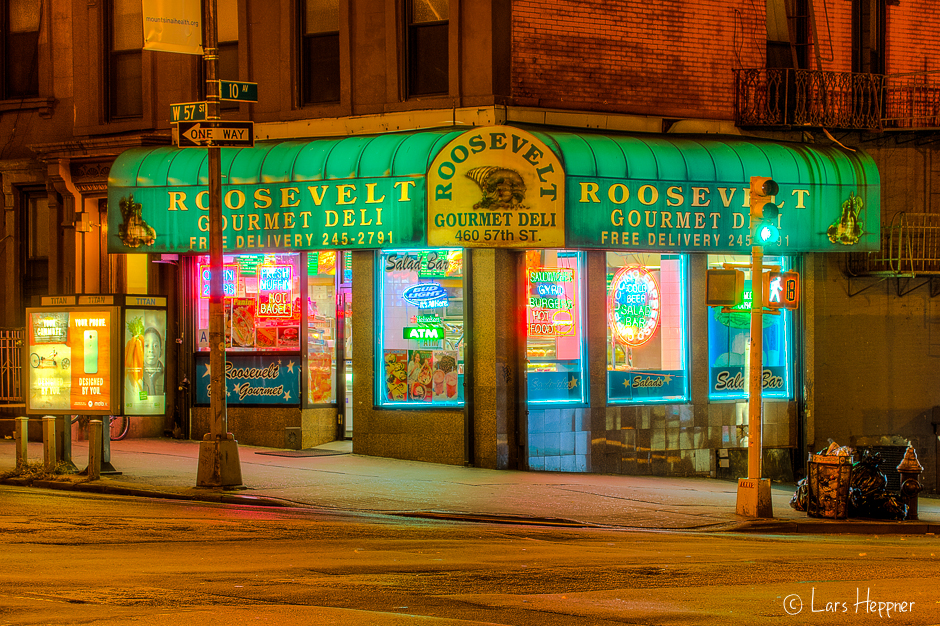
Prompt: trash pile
<box><xmin>790</xmin><ymin>442</ymin><xmax>909</xmax><ymax>520</ymax></box>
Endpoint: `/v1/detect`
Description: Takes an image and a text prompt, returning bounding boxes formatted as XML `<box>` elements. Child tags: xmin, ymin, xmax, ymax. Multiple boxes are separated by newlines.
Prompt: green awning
<box><xmin>530</xmin><ymin>131</ymin><xmax>879</xmax><ymax>252</ymax></box>
<box><xmin>108</xmin><ymin>126</ymin><xmax>879</xmax><ymax>254</ymax></box>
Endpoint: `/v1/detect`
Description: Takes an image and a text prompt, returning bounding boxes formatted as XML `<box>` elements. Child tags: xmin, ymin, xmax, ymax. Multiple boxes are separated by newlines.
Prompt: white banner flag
<box><xmin>142</xmin><ymin>0</ymin><xmax>204</xmax><ymax>55</ymax></box>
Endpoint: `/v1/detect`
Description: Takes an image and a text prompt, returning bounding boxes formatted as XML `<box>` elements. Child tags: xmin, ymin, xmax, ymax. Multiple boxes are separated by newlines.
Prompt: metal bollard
<box><xmin>14</xmin><ymin>417</ymin><xmax>28</xmax><ymax>469</ymax></box>
<box><xmin>42</xmin><ymin>415</ymin><xmax>56</xmax><ymax>472</ymax></box>
<box><xmin>87</xmin><ymin>420</ymin><xmax>102</xmax><ymax>481</ymax></box>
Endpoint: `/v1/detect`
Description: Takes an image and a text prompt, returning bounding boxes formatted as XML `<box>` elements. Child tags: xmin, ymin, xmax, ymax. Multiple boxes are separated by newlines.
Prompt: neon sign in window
<box><xmin>527</xmin><ymin>267</ymin><xmax>577</xmax><ymax>339</ymax></box>
<box><xmin>198</xmin><ymin>264</ymin><xmax>237</xmax><ymax>298</ymax></box>
<box><xmin>608</xmin><ymin>265</ymin><xmax>661</xmax><ymax>347</ymax></box>
<box><xmin>257</xmin><ymin>265</ymin><xmax>293</xmax><ymax>317</ymax></box>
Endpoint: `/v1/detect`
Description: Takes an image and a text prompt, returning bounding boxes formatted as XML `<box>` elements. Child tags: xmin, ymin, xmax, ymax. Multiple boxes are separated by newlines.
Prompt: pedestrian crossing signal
<box><xmin>762</xmin><ymin>271</ymin><xmax>800</xmax><ymax>309</ymax></box>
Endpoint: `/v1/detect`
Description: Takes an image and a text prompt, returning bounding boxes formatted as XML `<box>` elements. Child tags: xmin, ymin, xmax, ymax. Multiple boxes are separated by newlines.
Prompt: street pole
<box><xmin>196</xmin><ymin>0</ymin><xmax>242</xmax><ymax>488</ymax></box>
<box><xmin>748</xmin><ymin>244</ymin><xmax>763</xmax><ymax>481</ymax></box>
<box><xmin>735</xmin><ymin>176</ymin><xmax>774</xmax><ymax>518</ymax></box>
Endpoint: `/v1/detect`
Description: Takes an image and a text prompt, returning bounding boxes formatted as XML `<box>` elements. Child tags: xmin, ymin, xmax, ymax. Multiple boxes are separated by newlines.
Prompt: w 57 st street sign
<box><xmin>176</xmin><ymin>121</ymin><xmax>254</xmax><ymax>148</ymax></box>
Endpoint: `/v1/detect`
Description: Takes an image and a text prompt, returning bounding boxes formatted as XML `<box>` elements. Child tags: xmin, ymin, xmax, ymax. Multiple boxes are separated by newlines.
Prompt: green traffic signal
<box><xmin>754</xmin><ymin>222</ymin><xmax>780</xmax><ymax>245</ymax></box>
<box><xmin>749</xmin><ymin>176</ymin><xmax>781</xmax><ymax>246</ymax></box>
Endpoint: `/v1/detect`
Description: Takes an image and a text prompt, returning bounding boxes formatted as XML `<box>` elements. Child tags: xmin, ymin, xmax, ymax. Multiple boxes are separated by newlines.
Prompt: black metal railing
<box><xmin>734</xmin><ymin>68</ymin><xmax>884</xmax><ymax>131</ymax></box>
<box><xmin>0</xmin><ymin>328</ymin><xmax>24</xmax><ymax>404</ymax></box>
<box><xmin>845</xmin><ymin>212</ymin><xmax>940</xmax><ymax>277</ymax></box>
<box><xmin>883</xmin><ymin>71</ymin><xmax>940</xmax><ymax>130</ymax></box>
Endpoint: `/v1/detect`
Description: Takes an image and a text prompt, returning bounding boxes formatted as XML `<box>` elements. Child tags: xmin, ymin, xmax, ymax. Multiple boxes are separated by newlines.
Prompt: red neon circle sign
<box><xmin>607</xmin><ymin>265</ymin><xmax>661</xmax><ymax>347</ymax></box>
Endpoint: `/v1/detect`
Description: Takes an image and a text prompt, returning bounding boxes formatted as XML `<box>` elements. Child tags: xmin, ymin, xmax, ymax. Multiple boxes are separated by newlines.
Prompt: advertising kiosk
<box><xmin>24</xmin><ymin>294</ymin><xmax>168</xmax><ymax>470</ymax></box>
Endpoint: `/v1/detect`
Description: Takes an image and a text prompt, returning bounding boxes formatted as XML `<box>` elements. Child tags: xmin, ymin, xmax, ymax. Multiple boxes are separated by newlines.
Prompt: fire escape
<box><xmin>733</xmin><ymin>0</ymin><xmax>940</xmax><ymax>297</ymax></box>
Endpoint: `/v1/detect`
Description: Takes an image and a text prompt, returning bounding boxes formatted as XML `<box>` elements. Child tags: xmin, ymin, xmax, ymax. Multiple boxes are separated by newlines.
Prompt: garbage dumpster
<box><xmin>807</xmin><ymin>453</ymin><xmax>853</xmax><ymax>519</ymax></box>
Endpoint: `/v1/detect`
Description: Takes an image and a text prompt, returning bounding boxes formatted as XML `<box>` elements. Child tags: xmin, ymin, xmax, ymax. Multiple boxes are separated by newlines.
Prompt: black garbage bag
<box><xmin>790</xmin><ymin>478</ymin><xmax>807</xmax><ymax>512</ymax></box>
<box><xmin>848</xmin><ymin>451</ymin><xmax>908</xmax><ymax>520</ymax></box>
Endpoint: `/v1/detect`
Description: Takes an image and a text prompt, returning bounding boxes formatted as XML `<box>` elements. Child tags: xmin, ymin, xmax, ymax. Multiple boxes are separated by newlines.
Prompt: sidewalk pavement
<box><xmin>2</xmin><ymin>437</ymin><xmax>938</xmax><ymax>534</ymax></box>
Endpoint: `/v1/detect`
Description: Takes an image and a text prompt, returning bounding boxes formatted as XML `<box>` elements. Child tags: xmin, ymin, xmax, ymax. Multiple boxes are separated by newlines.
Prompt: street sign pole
<box><xmin>196</xmin><ymin>0</ymin><xmax>242</xmax><ymax>488</ymax></box>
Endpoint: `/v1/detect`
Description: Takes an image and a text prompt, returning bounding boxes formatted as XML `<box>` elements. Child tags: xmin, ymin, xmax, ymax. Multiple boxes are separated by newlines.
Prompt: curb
<box><xmin>730</xmin><ymin>518</ymin><xmax>940</xmax><ymax>535</ymax></box>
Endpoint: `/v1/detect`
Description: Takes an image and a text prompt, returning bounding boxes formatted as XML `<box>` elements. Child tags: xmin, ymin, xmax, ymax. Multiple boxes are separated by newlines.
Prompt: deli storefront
<box><xmin>107</xmin><ymin>126</ymin><xmax>879</xmax><ymax>478</ymax></box>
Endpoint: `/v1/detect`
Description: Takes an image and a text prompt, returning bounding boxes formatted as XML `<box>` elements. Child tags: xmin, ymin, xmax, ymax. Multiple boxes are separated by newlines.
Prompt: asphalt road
<box><xmin>1</xmin><ymin>485</ymin><xmax>938</xmax><ymax>625</ymax></box>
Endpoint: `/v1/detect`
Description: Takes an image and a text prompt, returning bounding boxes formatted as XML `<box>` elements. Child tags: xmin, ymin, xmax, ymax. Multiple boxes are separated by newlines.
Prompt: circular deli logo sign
<box><xmin>428</xmin><ymin>126</ymin><xmax>565</xmax><ymax>248</ymax></box>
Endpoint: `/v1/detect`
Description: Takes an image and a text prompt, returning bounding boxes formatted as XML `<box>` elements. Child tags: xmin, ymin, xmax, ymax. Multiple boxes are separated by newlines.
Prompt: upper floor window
<box><xmin>406</xmin><ymin>0</ymin><xmax>448</xmax><ymax>97</ymax></box>
<box><xmin>2</xmin><ymin>0</ymin><xmax>40</xmax><ymax>99</ymax></box>
<box><xmin>108</xmin><ymin>0</ymin><xmax>143</xmax><ymax>119</ymax></box>
<box><xmin>218</xmin><ymin>0</ymin><xmax>239</xmax><ymax>111</ymax></box>
<box><xmin>300</xmin><ymin>0</ymin><xmax>340</xmax><ymax>105</ymax></box>
<box><xmin>852</xmin><ymin>0</ymin><xmax>885</xmax><ymax>75</ymax></box>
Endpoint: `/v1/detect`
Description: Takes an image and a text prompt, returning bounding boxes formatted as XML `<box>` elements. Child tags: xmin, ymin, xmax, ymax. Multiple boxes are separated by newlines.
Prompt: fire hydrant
<box><xmin>896</xmin><ymin>445</ymin><xmax>924</xmax><ymax>520</ymax></box>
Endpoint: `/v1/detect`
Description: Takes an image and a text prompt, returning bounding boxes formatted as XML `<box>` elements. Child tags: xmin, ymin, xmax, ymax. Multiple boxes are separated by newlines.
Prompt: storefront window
<box><xmin>606</xmin><ymin>253</ymin><xmax>689</xmax><ymax>403</ymax></box>
<box><xmin>306</xmin><ymin>251</ymin><xmax>338</xmax><ymax>405</ymax></box>
<box><xmin>707</xmin><ymin>255</ymin><xmax>793</xmax><ymax>400</ymax></box>
<box><xmin>195</xmin><ymin>253</ymin><xmax>301</xmax><ymax>352</ymax></box>
<box><xmin>193</xmin><ymin>252</ymin><xmax>339</xmax><ymax>407</ymax></box>
<box><xmin>376</xmin><ymin>248</ymin><xmax>464</xmax><ymax>407</ymax></box>
<box><xmin>525</xmin><ymin>250</ymin><xmax>588</xmax><ymax>405</ymax></box>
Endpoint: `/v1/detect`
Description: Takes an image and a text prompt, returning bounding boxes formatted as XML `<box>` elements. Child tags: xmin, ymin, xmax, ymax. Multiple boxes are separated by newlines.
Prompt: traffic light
<box><xmin>762</xmin><ymin>270</ymin><xmax>800</xmax><ymax>309</ymax></box>
<box><xmin>749</xmin><ymin>176</ymin><xmax>780</xmax><ymax>245</ymax></box>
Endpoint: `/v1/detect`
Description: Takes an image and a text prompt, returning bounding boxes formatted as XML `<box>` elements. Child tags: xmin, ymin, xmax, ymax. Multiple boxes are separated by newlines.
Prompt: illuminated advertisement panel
<box><xmin>123</xmin><ymin>308</ymin><xmax>167</xmax><ymax>416</ymax></box>
<box><xmin>25</xmin><ymin>307</ymin><xmax>120</xmax><ymax>415</ymax></box>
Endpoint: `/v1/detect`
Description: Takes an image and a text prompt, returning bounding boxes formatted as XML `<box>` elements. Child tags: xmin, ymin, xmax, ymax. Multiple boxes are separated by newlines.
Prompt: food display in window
<box><xmin>277</xmin><ymin>326</ymin><xmax>299</xmax><ymax>348</ymax></box>
<box><xmin>432</xmin><ymin>350</ymin><xmax>458</xmax><ymax>400</ymax></box>
<box><xmin>384</xmin><ymin>350</ymin><xmax>408</xmax><ymax>401</ymax></box>
<box><xmin>308</xmin><ymin>352</ymin><xmax>332</xmax><ymax>404</ymax></box>
<box><xmin>231</xmin><ymin>299</ymin><xmax>256</xmax><ymax>347</ymax></box>
<box><xmin>256</xmin><ymin>327</ymin><xmax>277</xmax><ymax>348</ymax></box>
<box><xmin>407</xmin><ymin>349</ymin><xmax>433</xmax><ymax>402</ymax></box>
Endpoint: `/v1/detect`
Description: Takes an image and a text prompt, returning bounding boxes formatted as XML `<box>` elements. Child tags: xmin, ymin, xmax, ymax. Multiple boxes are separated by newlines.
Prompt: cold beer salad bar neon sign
<box><xmin>608</xmin><ymin>265</ymin><xmax>661</xmax><ymax>347</ymax></box>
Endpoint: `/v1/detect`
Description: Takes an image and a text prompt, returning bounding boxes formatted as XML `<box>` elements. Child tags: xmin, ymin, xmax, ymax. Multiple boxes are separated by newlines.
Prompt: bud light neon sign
<box><xmin>402</xmin><ymin>283</ymin><xmax>449</xmax><ymax>309</ymax></box>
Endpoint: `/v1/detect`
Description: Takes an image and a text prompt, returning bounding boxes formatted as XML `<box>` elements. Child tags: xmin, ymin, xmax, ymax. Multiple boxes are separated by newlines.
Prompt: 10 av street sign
<box><xmin>176</xmin><ymin>121</ymin><xmax>254</xmax><ymax>148</ymax></box>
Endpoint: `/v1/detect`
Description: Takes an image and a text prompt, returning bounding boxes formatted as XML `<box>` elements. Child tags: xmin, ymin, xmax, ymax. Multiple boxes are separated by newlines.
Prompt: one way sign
<box><xmin>176</xmin><ymin>121</ymin><xmax>254</xmax><ymax>148</ymax></box>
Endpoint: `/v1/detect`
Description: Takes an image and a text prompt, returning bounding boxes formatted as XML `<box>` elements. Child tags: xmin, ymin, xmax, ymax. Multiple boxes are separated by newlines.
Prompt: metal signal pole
<box><xmin>196</xmin><ymin>0</ymin><xmax>242</xmax><ymax>487</ymax></box>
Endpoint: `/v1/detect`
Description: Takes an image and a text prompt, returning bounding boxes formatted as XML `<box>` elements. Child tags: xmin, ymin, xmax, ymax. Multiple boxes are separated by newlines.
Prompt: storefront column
<box><xmin>469</xmin><ymin>248</ymin><xmax>524</xmax><ymax>470</ymax></box>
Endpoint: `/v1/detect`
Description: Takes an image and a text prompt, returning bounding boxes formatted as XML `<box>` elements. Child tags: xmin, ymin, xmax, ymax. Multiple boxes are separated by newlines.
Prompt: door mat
<box><xmin>254</xmin><ymin>449</ymin><xmax>349</xmax><ymax>458</ymax></box>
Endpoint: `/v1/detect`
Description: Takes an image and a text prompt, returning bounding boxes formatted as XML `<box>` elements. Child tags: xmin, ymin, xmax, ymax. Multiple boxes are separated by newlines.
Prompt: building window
<box><xmin>406</xmin><ymin>0</ymin><xmax>448</xmax><ymax>97</ymax></box>
<box><xmin>606</xmin><ymin>253</ymin><xmax>689</xmax><ymax>404</ymax></box>
<box><xmin>707</xmin><ymin>255</ymin><xmax>793</xmax><ymax>401</ymax></box>
<box><xmin>2</xmin><ymin>0</ymin><xmax>40</xmax><ymax>99</ymax></box>
<box><xmin>525</xmin><ymin>250</ymin><xmax>588</xmax><ymax>405</ymax></box>
<box><xmin>22</xmin><ymin>188</ymin><xmax>48</xmax><ymax>306</ymax></box>
<box><xmin>376</xmin><ymin>248</ymin><xmax>464</xmax><ymax>407</ymax></box>
<box><xmin>108</xmin><ymin>0</ymin><xmax>143</xmax><ymax>119</ymax></box>
<box><xmin>300</xmin><ymin>0</ymin><xmax>340</xmax><ymax>105</ymax></box>
<box><xmin>218</xmin><ymin>0</ymin><xmax>239</xmax><ymax>112</ymax></box>
<box><xmin>852</xmin><ymin>0</ymin><xmax>885</xmax><ymax>75</ymax></box>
